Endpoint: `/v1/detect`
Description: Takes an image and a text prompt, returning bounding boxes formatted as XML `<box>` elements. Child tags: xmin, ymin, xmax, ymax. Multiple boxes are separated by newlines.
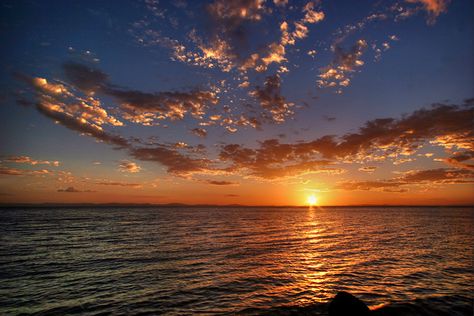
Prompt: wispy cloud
<box><xmin>337</xmin><ymin>168</ymin><xmax>474</xmax><ymax>192</ymax></box>
<box><xmin>3</xmin><ymin>156</ymin><xmax>60</xmax><ymax>166</ymax></box>
<box><xmin>58</xmin><ymin>186</ymin><xmax>95</xmax><ymax>193</ymax></box>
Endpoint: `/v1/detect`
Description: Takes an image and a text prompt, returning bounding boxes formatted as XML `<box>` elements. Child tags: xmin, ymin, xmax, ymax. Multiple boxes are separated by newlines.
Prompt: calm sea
<box><xmin>1</xmin><ymin>207</ymin><xmax>473</xmax><ymax>315</ymax></box>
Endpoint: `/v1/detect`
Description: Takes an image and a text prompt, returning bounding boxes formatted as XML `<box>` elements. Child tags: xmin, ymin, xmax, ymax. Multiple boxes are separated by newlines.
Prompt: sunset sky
<box><xmin>1</xmin><ymin>0</ymin><xmax>473</xmax><ymax>206</ymax></box>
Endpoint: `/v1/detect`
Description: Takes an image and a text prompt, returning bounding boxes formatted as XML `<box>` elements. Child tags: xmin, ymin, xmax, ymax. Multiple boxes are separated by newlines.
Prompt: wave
<box><xmin>236</xmin><ymin>295</ymin><xmax>473</xmax><ymax>315</ymax></box>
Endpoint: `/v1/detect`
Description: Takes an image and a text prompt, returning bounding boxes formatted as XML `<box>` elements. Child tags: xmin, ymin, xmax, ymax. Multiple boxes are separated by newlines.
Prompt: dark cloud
<box><xmin>61</xmin><ymin>62</ymin><xmax>218</xmax><ymax>125</ymax></box>
<box><xmin>17</xmin><ymin>68</ymin><xmax>216</xmax><ymax>177</ymax></box>
<box><xmin>130</xmin><ymin>146</ymin><xmax>209</xmax><ymax>176</ymax></box>
<box><xmin>323</xmin><ymin>115</ymin><xmax>336</xmax><ymax>122</ymax></box>
<box><xmin>402</xmin><ymin>168</ymin><xmax>474</xmax><ymax>183</ymax></box>
<box><xmin>36</xmin><ymin>101</ymin><xmax>129</xmax><ymax>148</ymax></box>
<box><xmin>318</xmin><ymin>39</ymin><xmax>368</xmax><ymax>88</ymax></box>
<box><xmin>250</xmin><ymin>74</ymin><xmax>294</xmax><ymax>123</ymax></box>
<box><xmin>191</xmin><ymin>128</ymin><xmax>208</xmax><ymax>137</ymax></box>
<box><xmin>0</xmin><ymin>167</ymin><xmax>23</xmax><ymax>176</ymax></box>
<box><xmin>62</xmin><ymin>61</ymin><xmax>108</xmax><ymax>93</ymax></box>
<box><xmin>205</xmin><ymin>180</ymin><xmax>237</xmax><ymax>185</ymax></box>
<box><xmin>219</xmin><ymin>140</ymin><xmax>340</xmax><ymax>179</ymax></box>
<box><xmin>17</xmin><ymin>72</ymin><xmax>127</xmax><ymax>147</ymax></box>
<box><xmin>106</xmin><ymin>88</ymin><xmax>218</xmax><ymax>125</ymax></box>
<box><xmin>218</xmin><ymin>101</ymin><xmax>474</xmax><ymax>179</ymax></box>
<box><xmin>442</xmin><ymin>151</ymin><xmax>474</xmax><ymax>170</ymax></box>
<box><xmin>337</xmin><ymin>168</ymin><xmax>474</xmax><ymax>191</ymax></box>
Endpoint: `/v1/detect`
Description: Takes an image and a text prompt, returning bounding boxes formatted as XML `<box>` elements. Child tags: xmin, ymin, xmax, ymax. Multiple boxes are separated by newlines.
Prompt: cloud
<box><xmin>3</xmin><ymin>156</ymin><xmax>60</xmax><ymax>166</ymax></box>
<box><xmin>207</xmin><ymin>0</ymin><xmax>266</xmax><ymax>21</ymax></box>
<box><xmin>219</xmin><ymin>140</ymin><xmax>342</xmax><ymax>179</ymax></box>
<box><xmin>218</xmin><ymin>101</ymin><xmax>474</xmax><ymax>179</ymax></box>
<box><xmin>17</xmin><ymin>68</ymin><xmax>218</xmax><ymax>178</ymax></box>
<box><xmin>0</xmin><ymin>166</ymin><xmax>52</xmax><ymax>176</ymax></box>
<box><xmin>58</xmin><ymin>186</ymin><xmax>95</xmax><ymax>193</ymax></box>
<box><xmin>337</xmin><ymin>167</ymin><xmax>474</xmax><ymax>192</ymax></box>
<box><xmin>318</xmin><ymin>39</ymin><xmax>368</xmax><ymax>89</ymax></box>
<box><xmin>237</xmin><ymin>2</ymin><xmax>324</xmax><ymax>73</ymax></box>
<box><xmin>62</xmin><ymin>62</ymin><xmax>219</xmax><ymax>126</ymax></box>
<box><xmin>62</xmin><ymin>61</ymin><xmax>108</xmax><ymax>93</ymax></box>
<box><xmin>95</xmin><ymin>181</ymin><xmax>142</xmax><ymax>188</ymax></box>
<box><xmin>18</xmin><ymin>73</ymin><xmax>127</xmax><ymax>148</ymax></box>
<box><xmin>250</xmin><ymin>74</ymin><xmax>294</xmax><ymax>123</ymax></box>
<box><xmin>0</xmin><ymin>167</ymin><xmax>23</xmax><ymax>176</ymax></box>
<box><xmin>118</xmin><ymin>160</ymin><xmax>141</xmax><ymax>173</ymax></box>
<box><xmin>323</xmin><ymin>115</ymin><xmax>336</xmax><ymax>122</ymax></box>
<box><xmin>129</xmin><ymin>146</ymin><xmax>210</xmax><ymax>176</ymax></box>
<box><xmin>205</xmin><ymin>180</ymin><xmax>238</xmax><ymax>185</ymax></box>
<box><xmin>442</xmin><ymin>151</ymin><xmax>474</xmax><ymax>170</ymax></box>
<box><xmin>132</xmin><ymin>1</ymin><xmax>324</xmax><ymax>75</ymax></box>
<box><xmin>359</xmin><ymin>166</ymin><xmax>377</xmax><ymax>173</ymax></box>
<box><xmin>36</xmin><ymin>99</ymin><xmax>129</xmax><ymax>148</ymax></box>
<box><xmin>406</xmin><ymin>0</ymin><xmax>450</xmax><ymax>23</ymax></box>
<box><xmin>402</xmin><ymin>168</ymin><xmax>474</xmax><ymax>183</ymax></box>
<box><xmin>107</xmin><ymin>88</ymin><xmax>218</xmax><ymax>125</ymax></box>
<box><xmin>191</xmin><ymin>128</ymin><xmax>208</xmax><ymax>137</ymax></box>
<box><xmin>335</xmin><ymin>180</ymin><xmax>405</xmax><ymax>192</ymax></box>
<box><xmin>273</xmin><ymin>0</ymin><xmax>287</xmax><ymax>7</ymax></box>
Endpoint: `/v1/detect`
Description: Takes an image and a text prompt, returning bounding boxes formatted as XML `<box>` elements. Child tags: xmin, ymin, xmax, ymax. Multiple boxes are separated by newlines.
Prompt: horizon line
<box><xmin>0</xmin><ymin>202</ymin><xmax>473</xmax><ymax>208</ymax></box>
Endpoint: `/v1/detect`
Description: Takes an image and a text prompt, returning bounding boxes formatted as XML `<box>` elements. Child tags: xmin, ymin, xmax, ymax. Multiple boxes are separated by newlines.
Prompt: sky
<box><xmin>0</xmin><ymin>0</ymin><xmax>473</xmax><ymax>206</ymax></box>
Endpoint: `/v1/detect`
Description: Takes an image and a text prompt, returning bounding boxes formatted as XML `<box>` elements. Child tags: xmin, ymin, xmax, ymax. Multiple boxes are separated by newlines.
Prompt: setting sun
<box><xmin>307</xmin><ymin>195</ymin><xmax>318</xmax><ymax>206</ymax></box>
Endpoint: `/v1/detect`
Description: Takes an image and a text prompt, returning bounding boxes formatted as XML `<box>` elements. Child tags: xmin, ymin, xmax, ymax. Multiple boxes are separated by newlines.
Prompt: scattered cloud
<box><xmin>318</xmin><ymin>39</ymin><xmax>367</xmax><ymax>89</ymax></box>
<box><xmin>118</xmin><ymin>160</ymin><xmax>141</xmax><ymax>173</ymax></box>
<box><xmin>406</xmin><ymin>0</ymin><xmax>450</xmax><ymax>23</ymax></box>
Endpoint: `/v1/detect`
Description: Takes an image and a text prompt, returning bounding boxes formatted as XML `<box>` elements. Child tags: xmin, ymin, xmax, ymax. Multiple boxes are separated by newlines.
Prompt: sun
<box><xmin>307</xmin><ymin>194</ymin><xmax>318</xmax><ymax>206</ymax></box>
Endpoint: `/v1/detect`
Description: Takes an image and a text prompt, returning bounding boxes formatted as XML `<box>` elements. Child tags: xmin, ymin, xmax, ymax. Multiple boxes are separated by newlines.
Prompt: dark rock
<box><xmin>328</xmin><ymin>291</ymin><xmax>371</xmax><ymax>316</ymax></box>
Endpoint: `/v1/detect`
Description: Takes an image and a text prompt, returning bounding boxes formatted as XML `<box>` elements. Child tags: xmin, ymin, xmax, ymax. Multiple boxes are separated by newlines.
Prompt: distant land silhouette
<box><xmin>0</xmin><ymin>203</ymin><xmax>472</xmax><ymax>208</ymax></box>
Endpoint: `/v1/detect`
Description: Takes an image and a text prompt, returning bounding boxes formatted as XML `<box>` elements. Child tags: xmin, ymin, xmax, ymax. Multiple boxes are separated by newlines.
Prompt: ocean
<box><xmin>1</xmin><ymin>207</ymin><xmax>473</xmax><ymax>315</ymax></box>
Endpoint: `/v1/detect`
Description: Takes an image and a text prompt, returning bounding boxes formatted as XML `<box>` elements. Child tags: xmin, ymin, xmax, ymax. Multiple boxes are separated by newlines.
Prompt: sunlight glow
<box><xmin>307</xmin><ymin>195</ymin><xmax>318</xmax><ymax>206</ymax></box>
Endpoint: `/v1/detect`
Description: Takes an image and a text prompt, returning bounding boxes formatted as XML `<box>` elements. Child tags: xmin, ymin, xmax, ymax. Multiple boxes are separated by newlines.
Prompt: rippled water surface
<box><xmin>1</xmin><ymin>207</ymin><xmax>473</xmax><ymax>315</ymax></box>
